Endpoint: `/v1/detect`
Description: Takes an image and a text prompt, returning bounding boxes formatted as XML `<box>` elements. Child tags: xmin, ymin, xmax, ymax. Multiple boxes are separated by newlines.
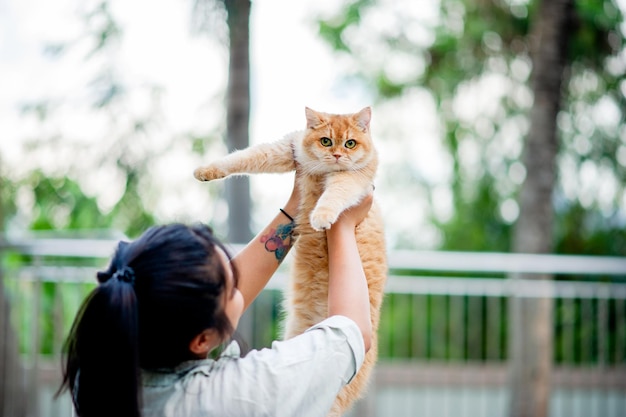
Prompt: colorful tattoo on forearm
<box><xmin>260</xmin><ymin>221</ymin><xmax>295</xmax><ymax>262</ymax></box>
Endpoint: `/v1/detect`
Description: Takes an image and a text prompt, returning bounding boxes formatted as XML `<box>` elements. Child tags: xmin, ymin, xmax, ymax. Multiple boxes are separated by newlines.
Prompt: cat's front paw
<box><xmin>310</xmin><ymin>207</ymin><xmax>339</xmax><ymax>231</ymax></box>
<box><xmin>194</xmin><ymin>166</ymin><xmax>227</xmax><ymax>182</ymax></box>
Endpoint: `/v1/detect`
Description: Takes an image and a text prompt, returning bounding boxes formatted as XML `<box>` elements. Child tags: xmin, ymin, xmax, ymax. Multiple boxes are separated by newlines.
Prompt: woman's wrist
<box><xmin>279</xmin><ymin>208</ymin><xmax>294</xmax><ymax>222</ymax></box>
<box><xmin>282</xmin><ymin>198</ymin><xmax>298</xmax><ymax>221</ymax></box>
<box><xmin>331</xmin><ymin>213</ymin><xmax>359</xmax><ymax>232</ymax></box>
<box><xmin>283</xmin><ymin>173</ymin><xmax>300</xmax><ymax>219</ymax></box>
<box><xmin>326</xmin><ymin>221</ymin><xmax>356</xmax><ymax>242</ymax></box>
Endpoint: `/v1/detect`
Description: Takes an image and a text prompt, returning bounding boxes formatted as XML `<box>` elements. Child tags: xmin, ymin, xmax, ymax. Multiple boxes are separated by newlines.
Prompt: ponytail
<box><xmin>59</xmin><ymin>243</ymin><xmax>141</xmax><ymax>417</ymax></box>
<box><xmin>59</xmin><ymin>224</ymin><xmax>237</xmax><ymax>417</ymax></box>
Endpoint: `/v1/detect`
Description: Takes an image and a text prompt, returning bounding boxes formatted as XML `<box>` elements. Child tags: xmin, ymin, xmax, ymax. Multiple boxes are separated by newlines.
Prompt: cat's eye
<box><xmin>320</xmin><ymin>137</ymin><xmax>333</xmax><ymax>147</ymax></box>
<box><xmin>345</xmin><ymin>139</ymin><xmax>357</xmax><ymax>149</ymax></box>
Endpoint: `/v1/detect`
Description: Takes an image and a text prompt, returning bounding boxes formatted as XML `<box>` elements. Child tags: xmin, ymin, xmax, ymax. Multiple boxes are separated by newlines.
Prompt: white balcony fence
<box><xmin>1</xmin><ymin>237</ymin><xmax>625</xmax><ymax>417</ymax></box>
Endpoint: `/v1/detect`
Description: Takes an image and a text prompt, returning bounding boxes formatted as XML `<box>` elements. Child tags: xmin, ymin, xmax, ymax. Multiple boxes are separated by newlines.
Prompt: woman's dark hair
<box><xmin>58</xmin><ymin>223</ymin><xmax>238</xmax><ymax>417</ymax></box>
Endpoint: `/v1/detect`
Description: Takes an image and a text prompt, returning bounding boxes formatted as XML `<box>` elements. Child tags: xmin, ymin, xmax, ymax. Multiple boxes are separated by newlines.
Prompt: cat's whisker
<box><xmin>301</xmin><ymin>161</ymin><xmax>327</xmax><ymax>176</ymax></box>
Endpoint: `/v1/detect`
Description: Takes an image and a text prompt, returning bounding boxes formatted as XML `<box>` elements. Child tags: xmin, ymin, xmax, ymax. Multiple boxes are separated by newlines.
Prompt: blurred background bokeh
<box><xmin>1</xmin><ymin>0</ymin><xmax>625</xmax><ymax>416</ymax></box>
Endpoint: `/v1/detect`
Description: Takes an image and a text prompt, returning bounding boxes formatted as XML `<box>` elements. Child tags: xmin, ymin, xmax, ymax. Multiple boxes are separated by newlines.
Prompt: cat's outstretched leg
<box><xmin>194</xmin><ymin>133</ymin><xmax>300</xmax><ymax>182</ymax></box>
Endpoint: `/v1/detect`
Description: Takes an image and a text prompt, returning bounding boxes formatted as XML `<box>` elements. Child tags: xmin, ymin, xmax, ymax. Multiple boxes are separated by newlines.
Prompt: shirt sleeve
<box><xmin>303</xmin><ymin>315</ymin><xmax>366</xmax><ymax>384</ymax></box>
<box><xmin>209</xmin><ymin>315</ymin><xmax>365</xmax><ymax>417</ymax></box>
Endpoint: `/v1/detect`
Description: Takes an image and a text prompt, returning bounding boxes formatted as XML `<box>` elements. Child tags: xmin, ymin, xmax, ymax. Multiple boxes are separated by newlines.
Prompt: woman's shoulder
<box><xmin>241</xmin><ymin>315</ymin><xmax>364</xmax><ymax>374</ymax></box>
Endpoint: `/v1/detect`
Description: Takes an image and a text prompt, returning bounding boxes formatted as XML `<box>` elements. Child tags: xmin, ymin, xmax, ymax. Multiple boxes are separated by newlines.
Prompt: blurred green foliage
<box><xmin>317</xmin><ymin>0</ymin><xmax>626</xmax><ymax>256</ymax></box>
<box><xmin>29</xmin><ymin>172</ymin><xmax>114</xmax><ymax>231</ymax></box>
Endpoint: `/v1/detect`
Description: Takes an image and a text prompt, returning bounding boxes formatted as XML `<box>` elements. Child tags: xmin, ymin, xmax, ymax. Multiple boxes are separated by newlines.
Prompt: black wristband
<box><xmin>279</xmin><ymin>208</ymin><xmax>294</xmax><ymax>222</ymax></box>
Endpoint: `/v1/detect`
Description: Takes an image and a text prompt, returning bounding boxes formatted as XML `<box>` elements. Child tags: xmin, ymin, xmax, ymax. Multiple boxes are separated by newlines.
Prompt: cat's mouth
<box><xmin>326</xmin><ymin>160</ymin><xmax>348</xmax><ymax>171</ymax></box>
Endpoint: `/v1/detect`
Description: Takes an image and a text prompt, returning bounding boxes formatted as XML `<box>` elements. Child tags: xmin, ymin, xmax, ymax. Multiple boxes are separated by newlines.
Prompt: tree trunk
<box><xmin>224</xmin><ymin>0</ymin><xmax>252</xmax><ymax>243</ymax></box>
<box><xmin>508</xmin><ymin>1</ymin><xmax>573</xmax><ymax>417</ymax></box>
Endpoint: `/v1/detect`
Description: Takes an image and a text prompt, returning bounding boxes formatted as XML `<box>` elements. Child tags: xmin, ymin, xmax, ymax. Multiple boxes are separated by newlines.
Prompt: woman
<box><xmin>59</xmin><ymin>177</ymin><xmax>373</xmax><ymax>417</ymax></box>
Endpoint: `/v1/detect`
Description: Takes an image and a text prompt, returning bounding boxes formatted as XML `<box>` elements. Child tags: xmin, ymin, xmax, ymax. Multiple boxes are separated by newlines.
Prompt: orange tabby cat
<box><xmin>194</xmin><ymin>107</ymin><xmax>387</xmax><ymax>416</ymax></box>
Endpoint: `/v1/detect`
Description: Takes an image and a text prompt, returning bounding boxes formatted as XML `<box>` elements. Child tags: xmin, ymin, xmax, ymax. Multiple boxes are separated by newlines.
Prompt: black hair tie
<box><xmin>112</xmin><ymin>266</ymin><xmax>136</xmax><ymax>285</ymax></box>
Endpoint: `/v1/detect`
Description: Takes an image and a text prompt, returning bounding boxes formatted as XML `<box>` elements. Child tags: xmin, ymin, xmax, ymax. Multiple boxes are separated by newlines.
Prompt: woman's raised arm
<box><xmin>326</xmin><ymin>192</ymin><xmax>374</xmax><ymax>352</ymax></box>
<box><xmin>231</xmin><ymin>174</ymin><xmax>300</xmax><ymax>311</ymax></box>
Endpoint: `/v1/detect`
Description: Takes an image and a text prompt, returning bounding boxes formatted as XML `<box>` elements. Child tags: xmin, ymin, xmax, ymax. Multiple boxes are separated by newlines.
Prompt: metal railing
<box><xmin>1</xmin><ymin>237</ymin><xmax>625</xmax><ymax>417</ymax></box>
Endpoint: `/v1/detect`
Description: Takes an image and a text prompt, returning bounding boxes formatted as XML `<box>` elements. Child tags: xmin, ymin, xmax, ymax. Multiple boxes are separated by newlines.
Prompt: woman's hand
<box><xmin>333</xmin><ymin>190</ymin><xmax>374</xmax><ymax>230</ymax></box>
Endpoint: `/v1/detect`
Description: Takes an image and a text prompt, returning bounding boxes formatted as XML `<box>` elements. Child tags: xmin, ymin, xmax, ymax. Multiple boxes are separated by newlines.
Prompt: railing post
<box><xmin>28</xmin><ymin>255</ymin><xmax>42</xmax><ymax>417</ymax></box>
<box><xmin>0</xmin><ymin>252</ymin><xmax>7</xmax><ymax>417</ymax></box>
<box><xmin>507</xmin><ymin>274</ymin><xmax>554</xmax><ymax>417</ymax></box>
<box><xmin>0</xmin><ymin>247</ymin><xmax>5</xmax><ymax>417</ymax></box>
<box><xmin>0</xmin><ymin>242</ymin><xmax>27</xmax><ymax>417</ymax></box>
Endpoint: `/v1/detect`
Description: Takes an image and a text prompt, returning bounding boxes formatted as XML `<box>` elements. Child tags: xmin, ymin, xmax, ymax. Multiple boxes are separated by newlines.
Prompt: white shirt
<box><xmin>141</xmin><ymin>315</ymin><xmax>365</xmax><ymax>417</ymax></box>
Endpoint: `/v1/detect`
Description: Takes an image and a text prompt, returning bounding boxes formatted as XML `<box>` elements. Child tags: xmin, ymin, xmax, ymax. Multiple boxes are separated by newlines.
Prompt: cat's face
<box><xmin>297</xmin><ymin>107</ymin><xmax>376</xmax><ymax>174</ymax></box>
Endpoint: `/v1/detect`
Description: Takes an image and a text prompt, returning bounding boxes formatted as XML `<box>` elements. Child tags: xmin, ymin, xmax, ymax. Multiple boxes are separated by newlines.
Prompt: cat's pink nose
<box><xmin>333</xmin><ymin>154</ymin><xmax>341</xmax><ymax>160</ymax></box>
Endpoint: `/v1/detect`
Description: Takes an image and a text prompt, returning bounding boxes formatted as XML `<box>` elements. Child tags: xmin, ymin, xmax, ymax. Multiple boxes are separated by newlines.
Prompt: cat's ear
<box><xmin>305</xmin><ymin>107</ymin><xmax>324</xmax><ymax>129</ymax></box>
<box><xmin>355</xmin><ymin>107</ymin><xmax>372</xmax><ymax>132</ymax></box>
